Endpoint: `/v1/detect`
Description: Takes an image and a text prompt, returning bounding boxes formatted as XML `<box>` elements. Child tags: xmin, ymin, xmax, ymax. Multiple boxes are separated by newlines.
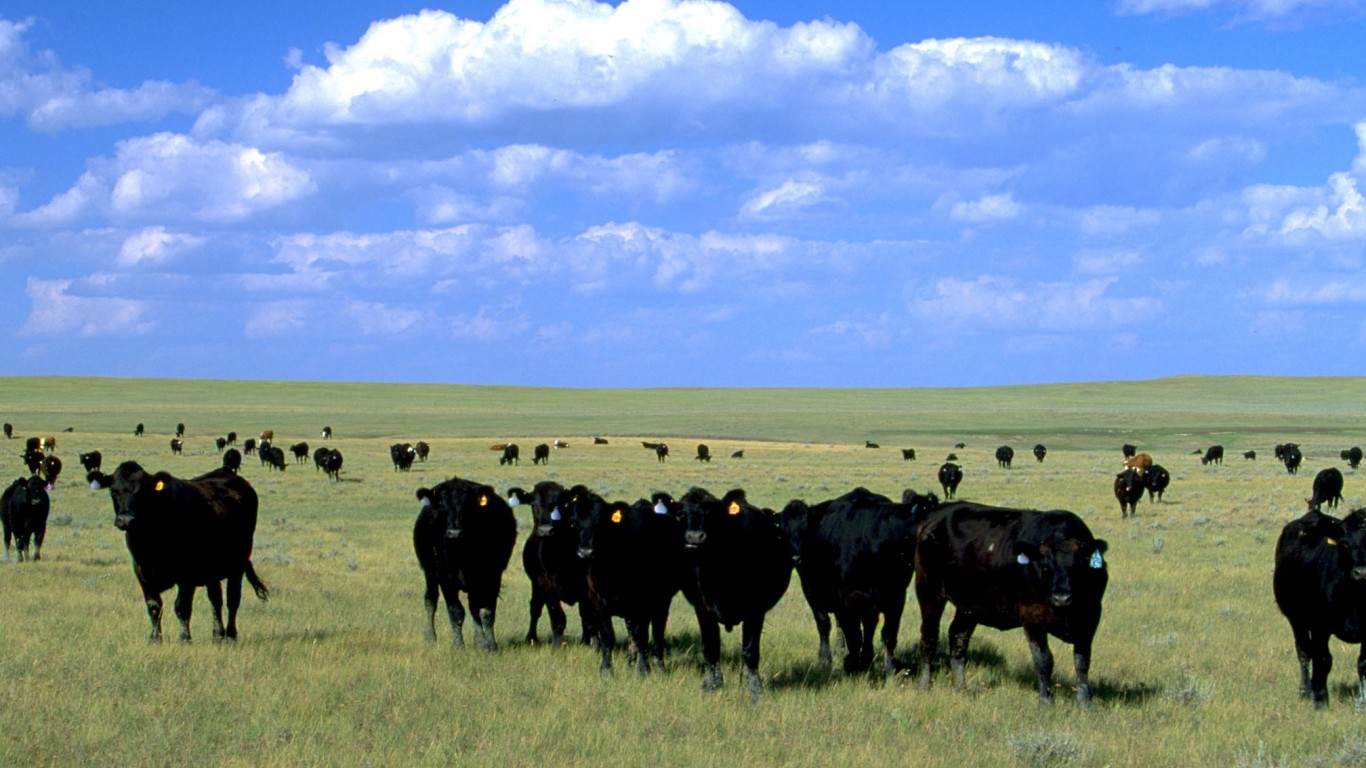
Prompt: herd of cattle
<box><xmin>3</xmin><ymin>420</ymin><xmax>1366</xmax><ymax>708</ymax></box>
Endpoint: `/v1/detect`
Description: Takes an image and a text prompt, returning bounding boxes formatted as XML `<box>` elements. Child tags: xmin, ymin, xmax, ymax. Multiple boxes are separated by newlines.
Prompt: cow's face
<box><xmin>777</xmin><ymin>500</ymin><xmax>811</xmax><ymax>562</ymax></box>
<box><xmin>576</xmin><ymin>499</ymin><xmax>631</xmax><ymax>560</ymax></box>
<box><xmin>442</xmin><ymin>482</ymin><xmax>500</xmax><ymax>540</ymax></box>
<box><xmin>1013</xmin><ymin>535</ymin><xmax>1108</xmax><ymax>608</ymax></box>
<box><xmin>1338</xmin><ymin>511</ymin><xmax>1366</xmax><ymax>582</ymax></box>
<box><xmin>89</xmin><ymin>462</ymin><xmax>167</xmax><ymax>531</ymax></box>
<box><xmin>683</xmin><ymin>490</ymin><xmax>750</xmax><ymax>548</ymax></box>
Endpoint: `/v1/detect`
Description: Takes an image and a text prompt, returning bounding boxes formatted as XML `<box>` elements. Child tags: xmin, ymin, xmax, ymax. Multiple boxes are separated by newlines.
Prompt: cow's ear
<box><xmin>1013</xmin><ymin>541</ymin><xmax>1040</xmax><ymax>565</ymax></box>
<box><xmin>87</xmin><ymin>471</ymin><xmax>111</xmax><ymax>490</ymax></box>
<box><xmin>416</xmin><ymin>488</ymin><xmax>433</xmax><ymax>507</ymax></box>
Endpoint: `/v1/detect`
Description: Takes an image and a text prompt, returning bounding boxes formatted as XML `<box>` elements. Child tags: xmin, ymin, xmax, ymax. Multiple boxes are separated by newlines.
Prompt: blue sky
<box><xmin>3</xmin><ymin>0</ymin><xmax>1366</xmax><ymax>387</ymax></box>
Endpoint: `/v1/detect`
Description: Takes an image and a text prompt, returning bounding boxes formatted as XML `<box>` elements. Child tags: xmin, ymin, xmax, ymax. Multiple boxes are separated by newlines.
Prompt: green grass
<box><xmin>2</xmin><ymin>375</ymin><xmax>1366</xmax><ymax>767</ymax></box>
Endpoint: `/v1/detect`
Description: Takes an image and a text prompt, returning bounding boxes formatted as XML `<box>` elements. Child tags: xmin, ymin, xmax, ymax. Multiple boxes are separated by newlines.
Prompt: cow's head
<box><xmin>576</xmin><ymin>498</ymin><xmax>633</xmax><ymax>560</ymax></box>
<box><xmin>1335</xmin><ymin>509</ymin><xmax>1366</xmax><ymax>582</ymax></box>
<box><xmin>681</xmin><ymin>488</ymin><xmax>761</xmax><ymax>549</ymax></box>
<box><xmin>1012</xmin><ymin>512</ymin><xmax>1109</xmax><ymax>608</ymax></box>
<box><xmin>442</xmin><ymin>480</ymin><xmax>503</xmax><ymax>540</ymax></box>
<box><xmin>88</xmin><ymin>461</ymin><xmax>176</xmax><ymax>530</ymax></box>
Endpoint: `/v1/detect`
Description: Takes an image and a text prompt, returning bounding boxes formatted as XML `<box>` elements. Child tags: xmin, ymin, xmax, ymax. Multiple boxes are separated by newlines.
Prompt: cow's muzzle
<box><xmin>446</xmin><ymin>528</ymin><xmax>462</xmax><ymax>539</ymax></box>
<box><xmin>114</xmin><ymin>514</ymin><xmax>134</xmax><ymax>530</ymax></box>
<box><xmin>577</xmin><ymin>546</ymin><xmax>594</xmax><ymax>560</ymax></box>
<box><xmin>1352</xmin><ymin>566</ymin><xmax>1366</xmax><ymax>581</ymax></box>
<box><xmin>1051</xmin><ymin>592</ymin><xmax>1073</xmax><ymax>607</ymax></box>
<box><xmin>684</xmin><ymin>530</ymin><xmax>706</xmax><ymax>547</ymax></box>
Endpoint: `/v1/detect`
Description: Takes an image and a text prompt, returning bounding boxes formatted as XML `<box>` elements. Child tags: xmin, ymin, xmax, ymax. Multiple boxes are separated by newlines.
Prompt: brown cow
<box><xmin>1123</xmin><ymin>453</ymin><xmax>1154</xmax><ymax>476</ymax></box>
<box><xmin>258</xmin><ymin>430</ymin><xmax>274</xmax><ymax>442</ymax></box>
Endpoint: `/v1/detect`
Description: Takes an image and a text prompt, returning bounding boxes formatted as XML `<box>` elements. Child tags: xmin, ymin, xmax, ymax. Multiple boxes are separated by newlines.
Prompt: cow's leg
<box><xmin>860</xmin><ymin>613</ymin><xmax>878</xmax><ymax>676</ymax></box>
<box><xmin>440</xmin><ymin>581</ymin><xmax>466</xmax><ymax>647</ymax></box>
<box><xmin>881</xmin><ymin>598</ymin><xmax>905</xmax><ymax>684</ymax></box>
<box><xmin>917</xmin><ymin>592</ymin><xmax>947</xmax><ymax>689</ymax></box>
<box><xmin>1309</xmin><ymin>630</ymin><xmax>1333</xmax><ymax>708</ymax></box>
<box><xmin>836</xmin><ymin>610</ymin><xmax>865</xmax><ymax>674</ymax></box>
<box><xmin>1291</xmin><ymin>624</ymin><xmax>1313</xmax><ymax>700</ymax></box>
<box><xmin>740</xmin><ymin>616</ymin><xmax>767</xmax><ymax>702</ymax></box>
<box><xmin>947</xmin><ymin>613</ymin><xmax>977</xmax><ymax>692</ymax></box>
<box><xmin>649</xmin><ymin>606</ymin><xmax>669</xmax><ymax>667</ymax></box>
<box><xmin>476</xmin><ymin>604</ymin><xmax>497</xmax><ymax>653</ymax></box>
<box><xmin>579</xmin><ymin>605</ymin><xmax>599</xmax><ymax>648</ymax></box>
<box><xmin>1023</xmin><ymin>624</ymin><xmax>1055</xmax><ymax>705</ymax></box>
<box><xmin>597</xmin><ymin>614</ymin><xmax>617</xmax><ymax>676</ymax></box>
<box><xmin>627</xmin><ymin>617</ymin><xmax>651</xmax><ymax>677</ymax></box>
<box><xmin>204</xmin><ymin>579</ymin><xmax>227</xmax><ymax>641</ymax></box>
<box><xmin>810</xmin><ymin>608</ymin><xmax>833</xmax><ymax>669</ymax></box>
<box><xmin>1355</xmin><ymin>642</ymin><xmax>1366</xmax><ymax>706</ymax></box>
<box><xmin>1072</xmin><ymin>637</ymin><xmax>1096</xmax><ymax>708</ymax></box>
<box><xmin>15</xmin><ymin>533</ymin><xmax>27</xmax><ymax>563</ymax></box>
<box><xmin>172</xmin><ymin>585</ymin><xmax>196</xmax><ymax>642</ymax></box>
<box><xmin>31</xmin><ymin>526</ymin><xmax>44</xmax><ymax>561</ymax></box>
<box><xmin>547</xmin><ymin>600</ymin><xmax>568</xmax><ymax>650</ymax></box>
<box><xmin>421</xmin><ymin>572</ymin><xmax>441</xmax><ymax>643</ymax></box>
<box><xmin>142</xmin><ymin>590</ymin><xmax>164</xmax><ymax>643</ymax></box>
<box><xmin>224</xmin><ymin>573</ymin><xmax>244</xmax><ymax>640</ymax></box>
<box><xmin>525</xmin><ymin>592</ymin><xmax>544</xmax><ymax>645</ymax></box>
<box><xmin>697</xmin><ymin>610</ymin><xmax>723</xmax><ymax>692</ymax></box>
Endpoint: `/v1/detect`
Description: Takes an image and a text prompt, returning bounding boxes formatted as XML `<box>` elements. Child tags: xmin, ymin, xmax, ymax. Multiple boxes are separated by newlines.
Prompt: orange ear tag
<box><xmin>728</xmin><ymin>502</ymin><xmax>741</xmax><ymax>516</ymax></box>
<box><xmin>611</xmin><ymin>510</ymin><xmax>623</xmax><ymax>523</ymax></box>
<box><xmin>1327</xmin><ymin>537</ymin><xmax>1338</xmax><ymax>546</ymax></box>
<box><xmin>479</xmin><ymin>495</ymin><xmax>488</xmax><ymax>507</ymax></box>
<box><xmin>155</xmin><ymin>481</ymin><xmax>165</xmax><ymax>492</ymax></box>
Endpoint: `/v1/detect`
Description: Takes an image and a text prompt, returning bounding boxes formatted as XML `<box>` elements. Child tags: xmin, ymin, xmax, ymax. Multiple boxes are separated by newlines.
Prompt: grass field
<box><xmin>2</xmin><ymin>375</ymin><xmax>1365</xmax><ymax>767</ymax></box>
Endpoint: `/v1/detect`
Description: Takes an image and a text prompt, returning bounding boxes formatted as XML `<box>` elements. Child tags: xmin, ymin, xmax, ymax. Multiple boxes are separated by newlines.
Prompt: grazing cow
<box><xmin>175</xmin><ymin>424</ymin><xmax>185</xmax><ymax>439</ymax></box>
<box><xmin>1201</xmin><ymin>445</ymin><xmax>1225</xmax><ymax>466</ymax></box>
<box><xmin>696</xmin><ymin>444</ymin><xmax>711</xmax><ymax>463</ymax></box>
<box><xmin>41</xmin><ymin>436</ymin><xmax>57</xmax><ymax>454</ymax></box>
<box><xmin>655</xmin><ymin>444</ymin><xmax>669</xmax><ymax>463</ymax></box>
<box><xmin>1244</xmin><ymin>451</ymin><xmax>1257</xmax><ymax>460</ymax></box>
<box><xmin>226</xmin><ymin>432</ymin><xmax>237</xmax><ymax>445</ymax></box>
<box><xmin>262</xmin><ymin>446</ymin><xmax>287</xmax><ymax>472</ymax></box>
<box><xmin>79</xmin><ymin>451</ymin><xmax>103</xmax><ymax>473</ymax></box>
<box><xmin>3</xmin><ymin>475</ymin><xmax>51</xmax><ymax>562</ymax></box>
<box><xmin>779</xmin><ymin>487</ymin><xmax>939</xmax><ymax>680</ymax></box>
<box><xmin>1283</xmin><ymin>444</ymin><xmax>1304</xmax><ymax>475</ymax></box>
<box><xmin>1122</xmin><ymin>444</ymin><xmax>1137</xmax><ymax>459</ymax></box>
<box><xmin>24</xmin><ymin>436</ymin><xmax>39</xmax><ymax>454</ymax></box>
<box><xmin>499</xmin><ymin>444</ymin><xmax>520</xmax><ymax>467</ymax></box>
<box><xmin>258</xmin><ymin>430</ymin><xmax>273</xmax><ymax>443</ymax></box>
<box><xmin>1114</xmin><ymin>468</ymin><xmax>1144</xmax><ymax>519</ymax></box>
<box><xmin>321</xmin><ymin>449</ymin><xmax>343</xmax><ymax>481</ymax></box>
<box><xmin>865</xmin><ymin>441</ymin><xmax>880</xmax><ymax>449</ymax></box>
<box><xmin>321</xmin><ymin>426</ymin><xmax>332</xmax><ymax>439</ymax></box>
<box><xmin>573</xmin><ymin>492</ymin><xmax>684</xmax><ymax>676</ymax></box>
<box><xmin>135</xmin><ymin>423</ymin><xmax>144</xmax><ymax>437</ymax></box>
<box><xmin>902</xmin><ymin>448</ymin><xmax>917</xmax><ymax>461</ymax></box>
<box><xmin>2</xmin><ymin>423</ymin><xmax>10</xmax><ymax>439</ymax></box>
<box><xmin>313</xmin><ymin>447</ymin><xmax>329</xmax><ymax>472</ymax></box>
<box><xmin>222</xmin><ymin>449</ymin><xmax>242</xmax><ymax>474</ymax></box>
<box><xmin>1033</xmin><ymin>444</ymin><xmax>1047</xmax><ymax>463</ymax></box>
<box><xmin>243</xmin><ymin>438</ymin><xmax>257</xmax><ymax>456</ymax></box>
<box><xmin>533</xmin><ymin>443</ymin><xmax>551</xmax><ymax>465</ymax></box>
<box><xmin>1311</xmin><ymin>468</ymin><xmax>1345</xmax><ymax>510</ymax></box>
<box><xmin>391</xmin><ymin>443</ymin><xmax>417</xmax><ymax>471</ymax></box>
<box><xmin>88</xmin><ymin>462</ymin><xmax>269</xmax><ymax>642</ymax></box>
<box><xmin>945</xmin><ymin>453</ymin><xmax>958</xmax><ymax>462</ymax></box>
<box><xmin>415</xmin><ymin>441</ymin><xmax>430</xmax><ymax>462</ymax></box>
<box><xmin>1123</xmin><ymin>452</ymin><xmax>1154</xmax><ymax>475</ymax></box>
<box><xmin>1344</xmin><ymin>447</ymin><xmax>1363</xmax><ymax>471</ymax></box>
<box><xmin>290</xmin><ymin>442</ymin><xmax>310</xmax><ymax>464</ymax></box>
<box><xmin>594</xmin><ymin>437</ymin><xmax>609</xmax><ymax>445</ymax></box>
<box><xmin>508</xmin><ymin>482</ymin><xmax>597</xmax><ymax>649</ymax></box>
<box><xmin>1145</xmin><ymin>464</ymin><xmax>1171</xmax><ymax>502</ymax></box>
<box><xmin>938</xmin><ymin>462</ymin><xmax>963</xmax><ymax>500</ymax></box>
<box><xmin>413</xmin><ymin>476</ymin><xmax>517</xmax><ymax>651</ymax></box>
<box><xmin>215</xmin><ymin>437</ymin><xmax>228</xmax><ymax>452</ymax></box>
<box><xmin>641</xmin><ymin>441</ymin><xmax>662</xmax><ymax>450</ymax></box>
<box><xmin>1273</xmin><ymin>506</ymin><xmax>1366</xmax><ymax>707</ymax></box>
<box><xmin>731</xmin><ymin>450</ymin><xmax>745</xmax><ymax>459</ymax></box>
<box><xmin>996</xmin><ymin>446</ymin><xmax>1015</xmax><ymax>469</ymax></box>
<box><xmin>170</xmin><ymin>438</ymin><xmax>183</xmax><ymax>455</ymax></box>
<box><xmin>915</xmin><ymin>502</ymin><xmax>1109</xmax><ymax>706</ymax></box>
<box><xmin>955</xmin><ymin>442</ymin><xmax>967</xmax><ymax>449</ymax></box>
<box><xmin>678</xmin><ymin>487</ymin><xmax>793</xmax><ymax>699</ymax></box>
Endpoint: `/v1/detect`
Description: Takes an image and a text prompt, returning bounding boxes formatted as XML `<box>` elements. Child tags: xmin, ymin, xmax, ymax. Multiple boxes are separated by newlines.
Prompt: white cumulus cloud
<box><xmin>21</xmin><ymin>277</ymin><xmax>151</xmax><ymax>335</ymax></box>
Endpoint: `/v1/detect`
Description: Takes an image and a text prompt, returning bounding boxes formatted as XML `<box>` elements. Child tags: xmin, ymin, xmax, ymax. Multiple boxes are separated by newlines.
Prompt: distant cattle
<box><xmin>170</xmin><ymin>438</ymin><xmax>184</xmax><ymax>455</ymax></box>
<box><xmin>39</xmin><ymin>456</ymin><xmax>61</xmax><ymax>487</ymax></box>
<box><xmin>215</xmin><ymin>437</ymin><xmax>228</xmax><ymax>452</ymax></box>
<box><xmin>533</xmin><ymin>443</ymin><xmax>551</xmax><ymax>465</ymax></box>
<box><xmin>779</xmin><ymin>487</ymin><xmax>939</xmax><ymax>680</ymax></box>
<box><xmin>1145</xmin><ymin>464</ymin><xmax>1171</xmax><ymax>502</ymax></box>
<box><xmin>1123</xmin><ymin>452</ymin><xmax>1154</xmax><ymax>475</ymax></box>
<box><xmin>655</xmin><ymin>444</ymin><xmax>669</xmax><ymax>463</ymax></box>
<box><xmin>1201</xmin><ymin>445</ymin><xmax>1224</xmax><ymax>466</ymax></box>
<box><xmin>226</xmin><ymin>432</ymin><xmax>237</xmax><ymax>445</ymax></box>
<box><xmin>1033</xmin><ymin>444</ymin><xmax>1047</xmax><ymax>463</ymax></box>
<box><xmin>955</xmin><ymin>442</ymin><xmax>967</xmax><ymax>449</ymax></box>
<box><xmin>679</xmin><ymin>487</ymin><xmax>793</xmax><ymax>699</ymax></box>
<box><xmin>258</xmin><ymin>430</ymin><xmax>273</xmax><ymax>443</ymax></box>
<box><xmin>243</xmin><ymin>438</ymin><xmax>257</xmax><ymax>456</ymax></box>
<box><xmin>289</xmin><ymin>442</ymin><xmax>310</xmax><ymax>464</ymax></box>
<box><xmin>554</xmin><ymin>440</ymin><xmax>568</xmax><ymax>449</ymax></box>
<box><xmin>995</xmin><ymin>446</ymin><xmax>1014</xmax><ymax>469</ymax></box>
<box><xmin>572</xmin><ymin>490</ymin><xmax>683</xmax><ymax>676</ymax></box>
<box><xmin>392</xmin><ymin>443</ymin><xmax>417</xmax><ymax>471</ymax></box>
<box><xmin>1282</xmin><ymin>444</ymin><xmax>1304</xmax><ymax>475</ymax></box>
<box><xmin>1273</xmin><ymin>506</ymin><xmax>1366</xmax><ymax>707</ymax></box>
<box><xmin>135</xmin><ymin>423</ymin><xmax>144</xmax><ymax>437</ymax></box>
<box><xmin>731</xmin><ymin>450</ymin><xmax>745</xmax><ymax>459</ymax></box>
<box><xmin>508</xmin><ymin>481</ymin><xmax>596</xmax><ymax>649</ymax></box>
<box><xmin>1343</xmin><ymin>447</ymin><xmax>1363</xmax><ymax>471</ymax></box>
<box><xmin>413</xmin><ymin>476</ymin><xmax>518</xmax><ymax>651</ymax></box>
<box><xmin>222</xmin><ymin>449</ymin><xmax>242</xmax><ymax>474</ymax></box>
<box><xmin>2</xmin><ymin>423</ymin><xmax>10</xmax><ymax>439</ymax></box>
<box><xmin>945</xmin><ymin>453</ymin><xmax>958</xmax><ymax>462</ymax></box>
<box><xmin>321</xmin><ymin>449</ymin><xmax>343</xmax><ymax>481</ymax></box>
<box><xmin>314</xmin><ymin>447</ymin><xmax>330</xmax><ymax>472</ymax></box>
<box><xmin>1244</xmin><ymin>450</ymin><xmax>1257</xmax><ymax>460</ymax></box>
<box><xmin>1122</xmin><ymin>444</ymin><xmax>1137</xmax><ymax>459</ymax></box>
<box><xmin>21</xmin><ymin>447</ymin><xmax>42</xmax><ymax>476</ymax></box>
<box><xmin>175</xmin><ymin>423</ymin><xmax>185</xmax><ymax>438</ymax></box>
<box><xmin>415</xmin><ymin>441</ymin><xmax>430</xmax><ymax>462</ymax></box>
<box><xmin>937</xmin><ymin>462</ymin><xmax>963</xmax><ymax>500</ymax></box>
<box><xmin>3</xmin><ymin>475</ymin><xmax>50</xmax><ymax>562</ymax></box>
<box><xmin>79</xmin><ymin>451</ymin><xmax>103</xmax><ymax>473</ymax></box>
<box><xmin>593</xmin><ymin>437</ymin><xmax>609</xmax><ymax>445</ymax></box>
<box><xmin>499</xmin><ymin>444</ymin><xmax>520</xmax><ymax>467</ymax></box>
<box><xmin>901</xmin><ymin>448</ymin><xmax>917</xmax><ymax>461</ymax></box>
<box><xmin>865</xmin><ymin>441</ymin><xmax>880</xmax><ymax>449</ymax></box>
<box><xmin>267</xmin><ymin>446</ymin><xmax>288</xmax><ymax>471</ymax></box>
<box><xmin>321</xmin><ymin>426</ymin><xmax>332</xmax><ymax>439</ymax></box>
<box><xmin>40</xmin><ymin>436</ymin><xmax>56</xmax><ymax>453</ymax></box>
<box><xmin>1310</xmin><ymin>468</ymin><xmax>1345</xmax><ymax>510</ymax></box>
<box><xmin>88</xmin><ymin>462</ymin><xmax>269</xmax><ymax>642</ymax></box>
<box><xmin>915</xmin><ymin>502</ymin><xmax>1108</xmax><ymax>706</ymax></box>
<box><xmin>1114</xmin><ymin>468</ymin><xmax>1144</xmax><ymax>519</ymax></box>
<box><xmin>696</xmin><ymin>444</ymin><xmax>711</xmax><ymax>463</ymax></box>
<box><xmin>641</xmin><ymin>441</ymin><xmax>662</xmax><ymax>450</ymax></box>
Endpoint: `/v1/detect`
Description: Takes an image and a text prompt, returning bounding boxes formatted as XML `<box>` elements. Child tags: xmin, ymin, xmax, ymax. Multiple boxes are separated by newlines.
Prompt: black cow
<box><xmin>415</xmin><ymin>441</ymin><xmax>430</xmax><ymax>462</ymax></box>
<box><xmin>655</xmin><ymin>444</ymin><xmax>669</xmax><ymax>463</ymax></box>
<box><xmin>731</xmin><ymin>450</ymin><xmax>745</xmax><ymax>459</ymax></box>
<box><xmin>594</xmin><ymin>437</ymin><xmax>609</xmax><ymax>445</ymax></box>
<box><xmin>3</xmin><ymin>475</ymin><xmax>50</xmax><ymax>562</ymax></box>
<box><xmin>1244</xmin><ymin>450</ymin><xmax>1257</xmax><ymax>460</ymax></box>
<box><xmin>321</xmin><ymin>426</ymin><xmax>332</xmax><ymax>439</ymax></box>
<box><xmin>678</xmin><ymin>487</ymin><xmax>793</xmax><ymax>699</ymax></box>
<box><xmin>865</xmin><ymin>441</ymin><xmax>880</xmax><ymax>449</ymax></box>
<box><xmin>222</xmin><ymin>449</ymin><xmax>242</xmax><ymax>474</ymax></box>
<box><xmin>321</xmin><ymin>449</ymin><xmax>343</xmax><ymax>481</ymax></box>
<box><xmin>779</xmin><ymin>487</ymin><xmax>939</xmax><ymax>680</ymax></box>
<box><xmin>533</xmin><ymin>443</ymin><xmax>551</xmax><ymax>465</ymax></box>
<box><xmin>2</xmin><ymin>423</ymin><xmax>10</xmax><ymax>439</ymax></box>
<box><xmin>88</xmin><ymin>462</ymin><xmax>269</xmax><ymax>642</ymax></box>
<box><xmin>901</xmin><ymin>448</ymin><xmax>917</xmax><ymax>461</ymax></box>
<box><xmin>1344</xmin><ymin>447</ymin><xmax>1363</xmax><ymax>471</ymax></box>
<box><xmin>313</xmin><ymin>447</ymin><xmax>329</xmax><ymax>472</ymax></box>
<box><xmin>170</xmin><ymin>438</ymin><xmax>183</xmax><ymax>455</ymax></box>
<box><xmin>226</xmin><ymin>432</ymin><xmax>237</xmax><ymax>445</ymax></box>
<box><xmin>499</xmin><ymin>444</ymin><xmax>520</xmax><ymax>466</ymax></box>
<box><xmin>1114</xmin><ymin>468</ymin><xmax>1144</xmax><ymax>519</ymax></box>
<box><xmin>1033</xmin><ymin>444</ymin><xmax>1047</xmax><ymax>463</ymax></box>
<box><xmin>175</xmin><ymin>423</ymin><xmax>185</xmax><ymax>438</ymax></box>
<box><xmin>1284</xmin><ymin>444</ymin><xmax>1304</xmax><ymax>475</ymax></box>
<box><xmin>915</xmin><ymin>502</ymin><xmax>1108</xmax><ymax>706</ymax></box>
<box><xmin>22</xmin><ymin>446</ymin><xmax>43</xmax><ymax>476</ymax></box>
<box><xmin>392</xmin><ymin>443</ymin><xmax>416</xmax><ymax>471</ymax></box>
<box><xmin>1311</xmin><ymin>468</ymin><xmax>1345</xmax><ymax>510</ymax></box>
<box><xmin>215</xmin><ymin>437</ymin><xmax>228</xmax><ymax>452</ymax></box>
<box><xmin>79</xmin><ymin>451</ymin><xmax>103</xmax><ymax>473</ymax></box>
<box><xmin>1201</xmin><ymin>445</ymin><xmax>1224</xmax><ymax>466</ymax></box>
<box><xmin>134</xmin><ymin>423</ymin><xmax>144</xmax><ymax>437</ymax></box>
<box><xmin>696</xmin><ymin>444</ymin><xmax>711</xmax><ymax>463</ymax></box>
<box><xmin>1122</xmin><ymin>443</ymin><xmax>1137</xmax><ymax>459</ymax></box>
<box><xmin>290</xmin><ymin>442</ymin><xmax>310</xmax><ymax>464</ymax></box>
<box><xmin>1273</xmin><ymin>507</ymin><xmax>1366</xmax><ymax>707</ymax></box>
<box><xmin>572</xmin><ymin>491</ymin><xmax>683</xmax><ymax>676</ymax></box>
<box><xmin>509</xmin><ymin>482</ymin><xmax>596</xmax><ymax>649</ymax></box>
<box><xmin>996</xmin><ymin>446</ymin><xmax>1014</xmax><ymax>469</ymax></box>
<box><xmin>413</xmin><ymin>476</ymin><xmax>517</xmax><ymax>651</ymax></box>
<box><xmin>938</xmin><ymin>462</ymin><xmax>963</xmax><ymax>500</ymax></box>
<box><xmin>262</xmin><ymin>446</ymin><xmax>287</xmax><ymax>472</ymax></box>
<box><xmin>1145</xmin><ymin>464</ymin><xmax>1171</xmax><ymax>502</ymax></box>
<box><xmin>243</xmin><ymin>438</ymin><xmax>257</xmax><ymax>456</ymax></box>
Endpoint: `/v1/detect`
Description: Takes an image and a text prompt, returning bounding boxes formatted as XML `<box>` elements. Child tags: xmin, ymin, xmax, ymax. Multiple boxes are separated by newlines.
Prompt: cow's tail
<box><xmin>245</xmin><ymin>560</ymin><xmax>270</xmax><ymax>601</ymax></box>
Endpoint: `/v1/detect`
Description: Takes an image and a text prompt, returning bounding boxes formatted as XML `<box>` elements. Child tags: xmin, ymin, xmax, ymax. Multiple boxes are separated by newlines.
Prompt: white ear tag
<box><xmin>508</xmin><ymin>496</ymin><xmax>520</xmax><ymax>507</ymax></box>
<box><xmin>1090</xmin><ymin>551</ymin><xmax>1104</xmax><ymax>569</ymax></box>
<box><xmin>654</xmin><ymin>501</ymin><xmax>668</xmax><ymax>515</ymax></box>
<box><xmin>550</xmin><ymin>508</ymin><xmax>562</xmax><ymax>521</ymax></box>
<box><xmin>91</xmin><ymin>481</ymin><xmax>102</xmax><ymax>491</ymax></box>
<box><xmin>420</xmin><ymin>497</ymin><xmax>431</xmax><ymax>508</ymax></box>
<box><xmin>1016</xmin><ymin>553</ymin><xmax>1031</xmax><ymax>565</ymax></box>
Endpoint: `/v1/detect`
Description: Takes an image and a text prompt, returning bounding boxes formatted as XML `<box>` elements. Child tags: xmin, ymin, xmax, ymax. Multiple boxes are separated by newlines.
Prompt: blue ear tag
<box><xmin>550</xmin><ymin>508</ymin><xmax>561</xmax><ymax>522</ymax></box>
<box><xmin>654</xmin><ymin>501</ymin><xmax>669</xmax><ymax>515</ymax></box>
<box><xmin>1090</xmin><ymin>551</ymin><xmax>1104</xmax><ymax>569</ymax></box>
<box><xmin>1016</xmin><ymin>553</ymin><xmax>1030</xmax><ymax>565</ymax></box>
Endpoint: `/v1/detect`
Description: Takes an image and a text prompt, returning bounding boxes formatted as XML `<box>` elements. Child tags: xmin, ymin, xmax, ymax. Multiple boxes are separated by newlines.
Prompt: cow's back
<box><xmin>916</xmin><ymin>503</ymin><xmax>1028</xmax><ymax>626</ymax></box>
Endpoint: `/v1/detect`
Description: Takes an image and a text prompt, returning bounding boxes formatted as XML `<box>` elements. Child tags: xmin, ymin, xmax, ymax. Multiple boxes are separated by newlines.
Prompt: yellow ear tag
<box><xmin>155</xmin><ymin>481</ymin><xmax>165</xmax><ymax>492</ymax></box>
<box><xmin>728</xmin><ymin>501</ymin><xmax>741</xmax><ymax>516</ymax></box>
<box><xmin>611</xmin><ymin>510</ymin><xmax>623</xmax><ymax>524</ymax></box>
<box><xmin>1327</xmin><ymin>537</ymin><xmax>1338</xmax><ymax>546</ymax></box>
<box><xmin>479</xmin><ymin>495</ymin><xmax>488</xmax><ymax>507</ymax></box>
